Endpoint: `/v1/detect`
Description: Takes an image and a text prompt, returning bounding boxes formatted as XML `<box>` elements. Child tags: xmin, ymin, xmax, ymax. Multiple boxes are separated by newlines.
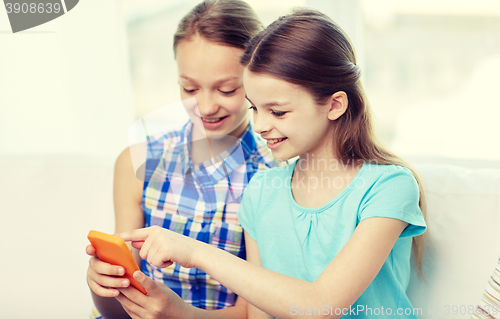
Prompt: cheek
<box><xmin>282</xmin><ymin>116</ymin><xmax>320</xmax><ymax>144</ymax></box>
<box><xmin>223</xmin><ymin>94</ymin><xmax>247</xmax><ymax>116</ymax></box>
<box><xmin>181</xmin><ymin>94</ymin><xmax>200</xmax><ymax>116</ymax></box>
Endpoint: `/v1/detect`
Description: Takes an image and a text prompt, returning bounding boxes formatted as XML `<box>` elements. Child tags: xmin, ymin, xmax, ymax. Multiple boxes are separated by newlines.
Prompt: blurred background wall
<box><xmin>0</xmin><ymin>0</ymin><xmax>135</xmax><ymax>160</ymax></box>
<box><xmin>125</xmin><ymin>0</ymin><xmax>500</xmax><ymax>160</ymax></box>
<box><xmin>1</xmin><ymin>0</ymin><xmax>500</xmax><ymax>318</ymax></box>
<box><xmin>2</xmin><ymin>0</ymin><xmax>500</xmax><ymax>161</ymax></box>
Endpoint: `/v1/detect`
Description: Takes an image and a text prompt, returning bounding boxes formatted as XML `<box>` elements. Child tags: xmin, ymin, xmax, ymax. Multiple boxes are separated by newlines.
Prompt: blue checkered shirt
<box><xmin>141</xmin><ymin>120</ymin><xmax>275</xmax><ymax>310</ymax></box>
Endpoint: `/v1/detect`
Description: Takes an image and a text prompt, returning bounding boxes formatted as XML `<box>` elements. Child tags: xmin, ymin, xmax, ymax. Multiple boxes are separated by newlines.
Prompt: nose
<box><xmin>195</xmin><ymin>91</ymin><xmax>219</xmax><ymax>116</ymax></box>
<box><xmin>252</xmin><ymin>112</ymin><xmax>272</xmax><ymax>135</ymax></box>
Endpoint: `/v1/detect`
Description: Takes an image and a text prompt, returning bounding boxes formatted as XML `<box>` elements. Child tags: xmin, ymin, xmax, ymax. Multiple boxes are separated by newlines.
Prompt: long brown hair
<box><xmin>173</xmin><ymin>0</ymin><xmax>263</xmax><ymax>57</ymax></box>
<box><xmin>241</xmin><ymin>8</ymin><xmax>428</xmax><ymax>278</ymax></box>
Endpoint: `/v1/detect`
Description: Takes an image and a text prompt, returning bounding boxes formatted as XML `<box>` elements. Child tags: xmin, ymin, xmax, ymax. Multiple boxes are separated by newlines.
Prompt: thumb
<box><xmin>86</xmin><ymin>244</ymin><xmax>96</xmax><ymax>256</ymax></box>
<box><xmin>133</xmin><ymin>271</ymin><xmax>158</xmax><ymax>295</ymax></box>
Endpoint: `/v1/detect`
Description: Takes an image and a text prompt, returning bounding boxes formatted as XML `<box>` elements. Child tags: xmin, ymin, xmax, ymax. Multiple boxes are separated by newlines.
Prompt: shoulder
<box><xmin>147</xmin><ymin>126</ymin><xmax>185</xmax><ymax>155</ymax></box>
<box><xmin>246</xmin><ymin>161</ymin><xmax>294</xmax><ymax>190</ymax></box>
<box><xmin>115</xmin><ymin>145</ymin><xmax>141</xmax><ymax>176</ymax></box>
<box><xmin>119</xmin><ymin>124</ymin><xmax>188</xmax><ymax>182</ymax></box>
<box><xmin>358</xmin><ymin>163</ymin><xmax>421</xmax><ymax>210</ymax></box>
<box><xmin>362</xmin><ymin>163</ymin><xmax>418</xmax><ymax>190</ymax></box>
<box><xmin>357</xmin><ymin>163</ymin><xmax>426</xmax><ymax>236</ymax></box>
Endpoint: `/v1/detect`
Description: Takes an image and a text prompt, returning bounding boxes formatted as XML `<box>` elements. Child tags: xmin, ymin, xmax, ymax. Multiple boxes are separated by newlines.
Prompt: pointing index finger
<box><xmin>116</xmin><ymin>228</ymin><xmax>151</xmax><ymax>242</ymax></box>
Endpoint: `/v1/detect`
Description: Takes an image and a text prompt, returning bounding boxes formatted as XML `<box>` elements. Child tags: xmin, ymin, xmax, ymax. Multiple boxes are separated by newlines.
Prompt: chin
<box><xmin>271</xmin><ymin>150</ymin><xmax>297</xmax><ymax>162</ymax></box>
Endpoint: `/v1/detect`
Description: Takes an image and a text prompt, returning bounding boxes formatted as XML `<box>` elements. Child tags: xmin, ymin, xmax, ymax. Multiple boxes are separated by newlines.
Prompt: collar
<box><xmin>175</xmin><ymin>120</ymin><xmax>259</xmax><ymax>183</ymax></box>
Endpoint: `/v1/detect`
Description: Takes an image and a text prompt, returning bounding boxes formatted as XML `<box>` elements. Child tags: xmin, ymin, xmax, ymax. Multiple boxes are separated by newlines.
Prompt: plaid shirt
<box><xmin>140</xmin><ymin>120</ymin><xmax>276</xmax><ymax>309</ymax></box>
<box><xmin>92</xmin><ymin>121</ymin><xmax>276</xmax><ymax>318</ymax></box>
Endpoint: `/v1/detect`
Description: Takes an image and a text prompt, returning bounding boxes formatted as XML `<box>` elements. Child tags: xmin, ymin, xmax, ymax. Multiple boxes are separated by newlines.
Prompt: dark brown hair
<box><xmin>241</xmin><ymin>8</ymin><xmax>428</xmax><ymax>278</ymax></box>
<box><xmin>173</xmin><ymin>0</ymin><xmax>263</xmax><ymax>57</ymax></box>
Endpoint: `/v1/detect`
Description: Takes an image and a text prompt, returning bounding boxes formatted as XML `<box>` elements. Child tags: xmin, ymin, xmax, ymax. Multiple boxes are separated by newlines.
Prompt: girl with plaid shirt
<box><xmin>86</xmin><ymin>1</ymin><xmax>277</xmax><ymax>318</ymax></box>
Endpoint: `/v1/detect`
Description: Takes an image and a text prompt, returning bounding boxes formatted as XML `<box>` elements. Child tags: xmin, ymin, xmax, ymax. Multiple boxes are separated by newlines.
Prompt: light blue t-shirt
<box><xmin>237</xmin><ymin>160</ymin><xmax>427</xmax><ymax>318</ymax></box>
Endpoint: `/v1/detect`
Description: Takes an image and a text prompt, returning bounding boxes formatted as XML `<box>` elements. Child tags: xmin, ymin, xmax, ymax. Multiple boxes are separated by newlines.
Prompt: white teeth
<box><xmin>203</xmin><ymin>117</ymin><xmax>224</xmax><ymax>123</ymax></box>
<box><xmin>269</xmin><ymin>138</ymin><xmax>286</xmax><ymax>144</ymax></box>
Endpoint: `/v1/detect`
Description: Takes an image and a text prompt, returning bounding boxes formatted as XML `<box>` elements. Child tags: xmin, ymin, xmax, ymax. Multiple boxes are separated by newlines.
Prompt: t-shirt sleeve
<box><xmin>237</xmin><ymin>171</ymin><xmax>266</xmax><ymax>241</ymax></box>
<box><xmin>358</xmin><ymin>166</ymin><xmax>427</xmax><ymax>238</ymax></box>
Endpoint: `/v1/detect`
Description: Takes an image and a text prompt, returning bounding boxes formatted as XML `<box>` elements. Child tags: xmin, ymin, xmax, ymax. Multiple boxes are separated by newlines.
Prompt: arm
<box><xmin>202</xmin><ymin>218</ymin><xmax>408</xmax><ymax>319</ymax></box>
<box><xmin>90</xmin><ymin>145</ymin><xmax>248</xmax><ymax>319</ymax></box>
<box><xmin>119</xmin><ymin>217</ymin><xmax>408</xmax><ymax>319</ymax></box>
<box><xmin>87</xmin><ymin>146</ymin><xmax>145</xmax><ymax>319</ymax></box>
<box><xmin>116</xmin><ymin>277</ymin><xmax>248</xmax><ymax>319</ymax></box>
<box><xmin>244</xmin><ymin>233</ymin><xmax>274</xmax><ymax>319</ymax></box>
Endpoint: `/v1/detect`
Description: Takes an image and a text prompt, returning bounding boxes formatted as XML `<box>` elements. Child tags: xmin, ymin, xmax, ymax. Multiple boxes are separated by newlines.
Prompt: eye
<box><xmin>183</xmin><ymin>88</ymin><xmax>197</xmax><ymax>94</ymax></box>
<box><xmin>271</xmin><ymin>110</ymin><xmax>286</xmax><ymax>117</ymax></box>
<box><xmin>219</xmin><ymin>88</ymin><xmax>237</xmax><ymax>95</ymax></box>
<box><xmin>248</xmin><ymin>105</ymin><xmax>257</xmax><ymax>112</ymax></box>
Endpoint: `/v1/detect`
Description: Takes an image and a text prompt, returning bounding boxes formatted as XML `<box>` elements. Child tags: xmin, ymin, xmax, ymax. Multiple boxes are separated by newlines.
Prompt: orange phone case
<box><xmin>87</xmin><ymin>230</ymin><xmax>147</xmax><ymax>295</ymax></box>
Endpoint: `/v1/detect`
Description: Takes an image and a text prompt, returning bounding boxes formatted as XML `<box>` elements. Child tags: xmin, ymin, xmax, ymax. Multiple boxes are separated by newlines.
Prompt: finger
<box><xmin>131</xmin><ymin>241</ymin><xmax>144</xmax><ymax>250</ymax></box>
<box><xmin>87</xmin><ymin>267</ymin><xmax>130</xmax><ymax>290</ymax></box>
<box><xmin>86</xmin><ymin>244</ymin><xmax>96</xmax><ymax>256</ymax></box>
<box><xmin>140</xmin><ymin>236</ymin><xmax>154</xmax><ymax>261</ymax></box>
<box><xmin>119</xmin><ymin>286</ymin><xmax>149</xmax><ymax>309</ymax></box>
<box><xmin>88</xmin><ymin>258</ymin><xmax>130</xmax><ymax>291</ymax></box>
<box><xmin>89</xmin><ymin>256</ymin><xmax>126</xmax><ymax>277</ymax></box>
<box><xmin>149</xmin><ymin>245</ymin><xmax>171</xmax><ymax>268</ymax></box>
<box><xmin>87</xmin><ymin>266</ymin><xmax>121</xmax><ymax>298</ymax></box>
<box><xmin>133</xmin><ymin>271</ymin><xmax>159</xmax><ymax>296</ymax></box>
<box><xmin>116</xmin><ymin>227</ymin><xmax>152</xmax><ymax>242</ymax></box>
<box><xmin>87</xmin><ymin>277</ymin><xmax>120</xmax><ymax>298</ymax></box>
<box><xmin>115</xmin><ymin>292</ymin><xmax>142</xmax><ymax>319</ymax></box>
<box><xmin>121</xmin><ymin>306</ymin><xmax>139</xmax><ymax>319</ymax></box>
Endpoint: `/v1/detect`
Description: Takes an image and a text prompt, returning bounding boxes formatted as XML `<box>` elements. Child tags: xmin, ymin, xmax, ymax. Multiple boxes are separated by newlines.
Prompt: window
<box><xmin>123</xmin><ymin>0</ymin><xmax>500</xmax><ymax>160</ymax></box>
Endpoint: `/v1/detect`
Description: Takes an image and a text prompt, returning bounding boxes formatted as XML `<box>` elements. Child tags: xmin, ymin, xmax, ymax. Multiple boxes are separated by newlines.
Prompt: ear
<box><xmin>327</xmin><ymin>91</ymin><xmax>348</xmax><ymax>121</ymax></box>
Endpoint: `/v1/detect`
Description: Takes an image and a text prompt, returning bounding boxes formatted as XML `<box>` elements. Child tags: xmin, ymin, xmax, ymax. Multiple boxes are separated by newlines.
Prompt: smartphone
<box><xmin>87</xmin><ymin>230</ymin><xmax>147</xmax><ymax>295</ymax></box>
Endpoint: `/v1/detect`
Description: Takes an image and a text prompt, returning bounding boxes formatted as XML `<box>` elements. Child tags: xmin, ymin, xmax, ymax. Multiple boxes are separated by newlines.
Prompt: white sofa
<box><xmin>406</xmin><ymin>158</ymin><xmax>500</xmax><ymax>318</ymax></box>
<box><xmin>1</xmin><ymin>155</ymin><xmax>499</xmax><ymax>319</ymax></box>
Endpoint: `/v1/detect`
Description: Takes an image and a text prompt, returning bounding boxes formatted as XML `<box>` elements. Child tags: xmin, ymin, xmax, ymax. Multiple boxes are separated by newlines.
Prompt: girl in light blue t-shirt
<box><xmin>117</xmin><ymin>8</ymin><xmax>428</xmax><ymax>319</ymax></box>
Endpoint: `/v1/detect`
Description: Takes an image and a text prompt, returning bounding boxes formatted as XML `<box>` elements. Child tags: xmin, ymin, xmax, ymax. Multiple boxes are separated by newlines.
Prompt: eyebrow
<box><xmin>245</xmin><ymin>95</ymin><xmax>290</xmax><ymax>108</ymax></box>
<box><xmin>180</xmin><ymin>75</ymin><xmax>239</xmax><ymax>85</ymax></box>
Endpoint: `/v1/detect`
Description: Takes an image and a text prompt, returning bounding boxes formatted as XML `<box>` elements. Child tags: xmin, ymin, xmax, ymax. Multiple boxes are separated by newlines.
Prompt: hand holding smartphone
<box><xmin>87</xmin><ymin>230</ymin><xmax>147</xmax><ymax>295</ymax></box>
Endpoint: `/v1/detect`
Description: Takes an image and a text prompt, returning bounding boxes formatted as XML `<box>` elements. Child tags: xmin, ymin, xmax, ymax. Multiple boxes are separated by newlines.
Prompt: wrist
<box><xmin>181</xmin><ymin>302</ymin><xmax>207</xmax><ymax>319</ymax></box>
<box><xmin>192</xmin><ymin>240</ymin><xmax>217</xmax><ymax>272</ymax></box>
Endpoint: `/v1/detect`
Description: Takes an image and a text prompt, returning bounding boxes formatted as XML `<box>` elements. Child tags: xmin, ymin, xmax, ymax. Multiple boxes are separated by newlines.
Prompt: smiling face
<box><xmin>176</xmin><ymin>35</ymin><xmax>249</xmax><ymax>138</ymax></box>
<box><xmin>243</xmin><ymin>69</ymin><xmax>336</xmax><ymax>161</ymax></box>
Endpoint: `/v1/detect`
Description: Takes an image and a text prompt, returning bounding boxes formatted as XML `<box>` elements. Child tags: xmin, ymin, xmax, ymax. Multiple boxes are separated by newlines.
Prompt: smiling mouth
<box><xmin>201</xmin><ymin>116</ymin><xmax>228</xmax><ymax>123</ymax></box>
<box><xmin>268</xmin><ymin>137</ymin><xmax>287</xmax><ymax>144</ymax></box>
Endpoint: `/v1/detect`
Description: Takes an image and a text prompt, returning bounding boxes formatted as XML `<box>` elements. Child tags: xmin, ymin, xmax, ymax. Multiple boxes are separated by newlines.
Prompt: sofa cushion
<box><xmin>407</xmin><ymin>162</ymin><xmax>500</xmax><ymax>318</ymax></box>
<box><xmin>0</xmin><ymin>155</ymin><xmax>115</xmax><ymax>318</ymax></box>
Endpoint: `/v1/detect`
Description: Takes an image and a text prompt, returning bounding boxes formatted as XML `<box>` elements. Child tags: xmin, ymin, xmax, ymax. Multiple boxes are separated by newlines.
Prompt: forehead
<box><xmin>243</xmin><ymin>69</ymin><xmax>305</xmax><ymax>103</ymax></box>
<box><xmin>176</xmin><ymin>36</ymin><xmax>244</xmax><ymax>83</ymax></box>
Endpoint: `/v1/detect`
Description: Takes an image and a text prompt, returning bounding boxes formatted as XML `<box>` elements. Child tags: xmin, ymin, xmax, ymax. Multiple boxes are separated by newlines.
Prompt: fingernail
<box><xmin>117</xmin><ymin>268</ymin><xmax>125</xmax><ymax>275</ymax></box>
<box><xmin>133</xmin><ymin>271</ymin><xmax>142</xmax><ymax>280</ymax></box>
<box><xmin>122</xmin><ymin>280</ymin><xmax>129</xmax><ymax>287</ymax></box>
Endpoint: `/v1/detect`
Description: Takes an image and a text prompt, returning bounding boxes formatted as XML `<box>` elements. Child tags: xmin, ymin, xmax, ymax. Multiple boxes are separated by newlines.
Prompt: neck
<box><xmin>295</xmin><ymin>148</ymin><xmax>362</xmax><ymax>180</ymax></box>
<box><xmin>190</xmin><ymin>120</ymin><xmax>248</xmax><ymax>166</ymax></box>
